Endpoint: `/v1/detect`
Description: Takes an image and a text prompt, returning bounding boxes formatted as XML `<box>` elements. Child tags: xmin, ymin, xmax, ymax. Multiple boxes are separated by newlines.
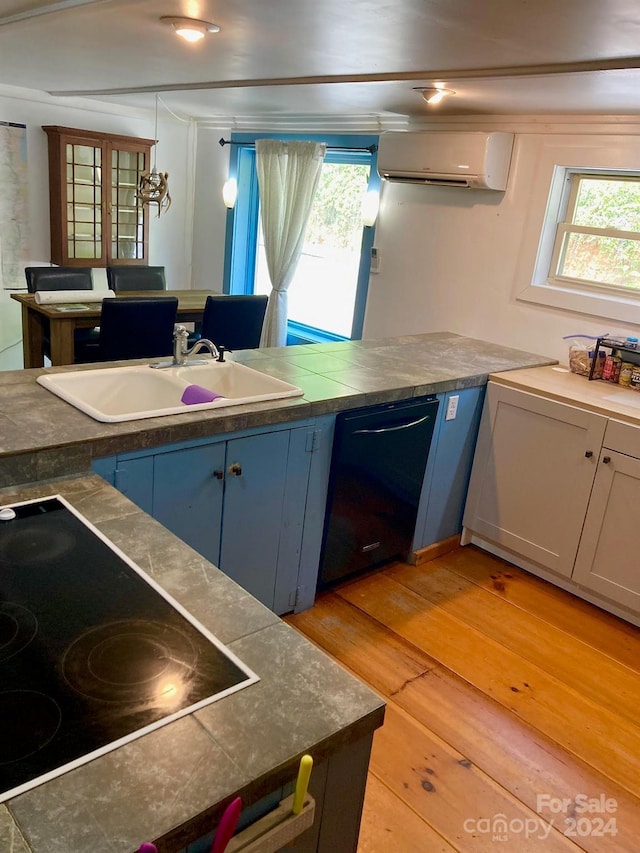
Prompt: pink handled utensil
<box><xmin>210</xmin><ymin>796</ymin><xmax>242</xmax><ymax>853</ymax></box>
<box><xmin>138</xmin><ymin>845</ymin><xmax>158</xmax><ymax>853</ymax></box>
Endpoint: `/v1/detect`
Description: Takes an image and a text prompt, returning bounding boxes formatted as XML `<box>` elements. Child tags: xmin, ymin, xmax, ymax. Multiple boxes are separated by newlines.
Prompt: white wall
<box><xmin>192</xmin><ymin>125</ymin><xmax>231</xmax><ymax>292</ymax></box>
<box><xmin>364</xmin><ymin>117</ymin><xmax>640</xmax><ymax>364</ymax></box>
<box><xmin>0</xmin><ymin>87</ymin><xmax>193</xmax><ymax>370</ymax></box>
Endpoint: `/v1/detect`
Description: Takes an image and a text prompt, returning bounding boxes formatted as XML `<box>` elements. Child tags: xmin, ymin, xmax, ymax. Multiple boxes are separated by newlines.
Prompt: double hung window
<box><xmin>549</xmin><ymin>173</ymin><xmax>640</xmax><ymax>295</ymax></box>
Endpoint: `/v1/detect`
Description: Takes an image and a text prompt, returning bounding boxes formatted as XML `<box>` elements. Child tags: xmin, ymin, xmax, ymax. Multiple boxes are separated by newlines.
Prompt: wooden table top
<box><xmin>11</xmin><ymin>290</ymin><xmax>219</xmax><ymax>318</ymax></box>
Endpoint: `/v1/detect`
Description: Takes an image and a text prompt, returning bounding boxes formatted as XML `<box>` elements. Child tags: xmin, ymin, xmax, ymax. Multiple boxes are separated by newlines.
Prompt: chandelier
<box><xmin>137</xmin><ymin>94</ymin><xmax>172</xmax><ymax>217</ymax></box>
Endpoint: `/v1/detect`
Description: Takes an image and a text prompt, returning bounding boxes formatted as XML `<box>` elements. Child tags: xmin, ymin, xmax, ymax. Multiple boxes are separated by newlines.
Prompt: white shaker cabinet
<box><xmin>572</xmin><ymin>421</ymin><xmax>640</xmax><ymax>612</ymax></box>
<box><xmin>463</xmin><ymin>379</ymin><xmax>640</xmax><ymax>624</ymax></box>
<box><xmin>462</xmin><ymin>383</ymin><xmax>606</xmax><ymax>578</ymax></box>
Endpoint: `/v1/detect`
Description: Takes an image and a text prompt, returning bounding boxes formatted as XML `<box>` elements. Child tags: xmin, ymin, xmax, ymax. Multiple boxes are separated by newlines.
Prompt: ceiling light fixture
<box><xmin>414</xmin><ymin>86</ymin><xmax>456</xmax><ymax>105</ymax></box>
<box><xmin>160</xmin><ymin>16</ymin><xmax>220</xmax><ymax>43</ymax></box>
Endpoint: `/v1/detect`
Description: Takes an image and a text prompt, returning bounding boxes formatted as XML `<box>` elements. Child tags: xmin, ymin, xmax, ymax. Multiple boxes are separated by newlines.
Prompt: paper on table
<box><xmin>52</xmin><ymin>304</ymin><xmax>95</xmax><ymax>312</ymax></box>
<box><xmin>34</xmin><ymin>290</ymin><xmax>115</xmax><ymax>305</ymax></box>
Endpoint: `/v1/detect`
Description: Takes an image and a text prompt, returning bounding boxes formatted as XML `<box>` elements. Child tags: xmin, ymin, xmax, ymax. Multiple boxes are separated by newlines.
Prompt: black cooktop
<box><xmin>0</xmin><ymin>495</ymin><xmax>257</xmax><ymax>803</ymax></box>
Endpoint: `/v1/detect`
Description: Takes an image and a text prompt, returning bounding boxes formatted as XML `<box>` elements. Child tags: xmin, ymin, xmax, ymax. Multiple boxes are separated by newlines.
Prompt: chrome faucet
<box><xmin>172</xmin><ymin>325</ymin><xmax>220</xmax><ymax>365</ymax></box>
<box><xmin>150</xmin><ymin>325</ymin><xmax>221</xmax><ymax>369</ymax></box>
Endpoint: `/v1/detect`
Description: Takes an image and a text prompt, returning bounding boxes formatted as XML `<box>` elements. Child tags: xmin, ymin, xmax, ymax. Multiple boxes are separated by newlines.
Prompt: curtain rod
<box><xmin>218</xmin><ymin>137</ymin><xmax>377</xmax><ymax>153</ymax></box>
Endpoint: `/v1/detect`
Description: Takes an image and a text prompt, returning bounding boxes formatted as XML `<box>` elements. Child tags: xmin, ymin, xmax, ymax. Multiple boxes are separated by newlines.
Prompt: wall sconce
<box><xmin>362</xmin><ymin>190</ymin><xmax>380</xmax><ymax>227</ymax></box>
<box><xmin>222</xmin><ymin>178</ymin><xmax>238</xmax><ymax>209</ymax></box>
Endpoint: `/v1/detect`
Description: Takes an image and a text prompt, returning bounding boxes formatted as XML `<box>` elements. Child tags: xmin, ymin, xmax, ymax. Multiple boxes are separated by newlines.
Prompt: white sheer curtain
<box><xmin>256</xmin><ymin>139</ymin><xmax>326</xmax><ymax>347</ymax></box>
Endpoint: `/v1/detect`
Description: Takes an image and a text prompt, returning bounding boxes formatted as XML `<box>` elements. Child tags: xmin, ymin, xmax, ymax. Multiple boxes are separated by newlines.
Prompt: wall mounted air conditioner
<box><xmin>377</xmin><ymin>131</ymin><xmax>514</xmax><ymax>190</ymax></box>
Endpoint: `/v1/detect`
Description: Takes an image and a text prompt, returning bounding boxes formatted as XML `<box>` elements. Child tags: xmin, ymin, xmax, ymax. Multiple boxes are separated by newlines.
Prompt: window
<box><xmin>516</xmin><ymin>136</ymin><xmax>640</xmax><ymax>327</ymax></box>
<box><xmin>223</xmin><ymin>133</ymin><xmax>379</xmax><ymax>344</ymax></box>
<box><xmin>549</xmin><ymin>173</ymin><xmax>640</xmax><ymax>295</ymax></box>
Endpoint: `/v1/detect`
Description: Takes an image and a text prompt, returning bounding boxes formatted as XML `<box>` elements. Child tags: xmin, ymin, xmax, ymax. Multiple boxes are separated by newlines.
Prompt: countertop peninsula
<box><xmin>0</xmin><ymin>332</ymin><xmax>555</xmax><ymax>486</ymax></box>
<box><xmin>0</xmin><ymin>333</ymin><xmax>555</xmax><ymax>852</ymax></box>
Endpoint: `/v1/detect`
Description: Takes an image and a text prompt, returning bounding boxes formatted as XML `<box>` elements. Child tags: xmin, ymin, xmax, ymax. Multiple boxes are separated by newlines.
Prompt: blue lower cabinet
<box><xmin>93</xmin><ymin>419</ymin><xmax>331</xmax><ymax>615</ymax></box>
<box><xmin>153</xmin><ymin>441</ymin><xmax>226</xmax><ymax>566</ymax></box>
<box><xmin>413</xmin><ymin>385</ymin><xmax>485</xmax><ymax>551</ymax></box>
<box><xmin>220</xmin><ymin>429</ymin><xmax>293</xmax><ymax>607</ymax></box>
<box><xmin>93</xmin><ymin>388</ymin><xmax>485</xmax><ymax>612</ymax></box>
<box><xmin>113</xmin><ymin>456</ymin><xmax>154</xmax><ymax>516</ymax></box>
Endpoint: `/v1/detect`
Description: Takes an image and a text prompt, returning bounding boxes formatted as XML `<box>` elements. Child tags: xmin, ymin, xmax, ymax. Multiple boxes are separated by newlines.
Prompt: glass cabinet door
<box><xmin>65</xmin><ymin>141</ymin><xmax>102</xmax><ymax>261</ymax></box>
<box><xmin>111</xmin><ymin>147</ymin><xmax>146</xmax><ymax>261</ymax></box>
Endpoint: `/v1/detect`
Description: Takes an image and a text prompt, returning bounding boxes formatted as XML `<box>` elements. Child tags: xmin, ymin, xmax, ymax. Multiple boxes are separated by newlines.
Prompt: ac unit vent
<box><xmin>377</xmin><ymin>131</ymin><xmax>514</xmax><ymax>191</ymax></box>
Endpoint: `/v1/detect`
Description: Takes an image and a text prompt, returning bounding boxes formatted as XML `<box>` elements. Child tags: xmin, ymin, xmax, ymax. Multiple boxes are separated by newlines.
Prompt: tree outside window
<box><xmin>551</xmin><ymin>174</ymin><xmax>640</xmax><ymax>293</ymax></box>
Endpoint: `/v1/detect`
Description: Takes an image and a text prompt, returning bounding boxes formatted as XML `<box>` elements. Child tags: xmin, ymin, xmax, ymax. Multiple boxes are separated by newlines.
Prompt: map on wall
<box><xmin>0</xmin><ymin>121</ymin><xmax>28</xmax><ymax>291</ymax></box>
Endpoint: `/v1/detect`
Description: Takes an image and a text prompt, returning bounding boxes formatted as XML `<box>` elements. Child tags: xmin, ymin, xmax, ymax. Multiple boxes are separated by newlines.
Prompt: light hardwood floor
<box><xmin>285</xmin><ymin>545</ymin><xmax>640</xmax><ymax>852</ymax></box>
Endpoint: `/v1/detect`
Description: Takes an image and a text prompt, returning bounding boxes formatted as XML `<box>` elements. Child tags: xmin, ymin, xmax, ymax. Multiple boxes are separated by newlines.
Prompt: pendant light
<box><xmin>136</xmin><ymin>94</ymin><xmax>172</xmax><ymax>218</ymax></box>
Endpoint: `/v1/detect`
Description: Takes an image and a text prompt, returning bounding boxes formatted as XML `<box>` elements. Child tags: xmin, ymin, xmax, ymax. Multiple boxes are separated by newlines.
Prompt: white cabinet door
<box><xmin>572</xmin><ymin>449</ymin><xmax>640</xmax><ymax>611</ymax></box>
<box><xmin>463</xmin><ymin>383</ymin><xmax>606</xmax><ymax>577</ymax></box>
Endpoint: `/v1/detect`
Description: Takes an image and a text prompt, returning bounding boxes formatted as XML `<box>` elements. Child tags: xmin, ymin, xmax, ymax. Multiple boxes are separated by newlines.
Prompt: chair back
<box><xmin>25</xmin><ymin>267</ymin><xmax>93</xmax><ymax>293</ymax></box>
<box><xmin>98</xmin><ymin>297</ymin><xmax>178</xmax><ymax>361</ymax></box>
<box><xmin>107</xmin><ymin>266</ymin><xmax>166</xmax><ymax>291</ymax></box>
<box><xmin>200</xmin><ymin>295</ymin><xmax>268</xmax><ymax>350</ymax></box>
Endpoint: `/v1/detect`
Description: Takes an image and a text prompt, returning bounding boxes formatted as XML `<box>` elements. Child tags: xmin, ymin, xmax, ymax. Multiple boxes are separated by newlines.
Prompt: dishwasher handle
<box><xmin>352</xmin><ymin>413</ymin><xmax>433</xmax><ymax>435</ymax></box>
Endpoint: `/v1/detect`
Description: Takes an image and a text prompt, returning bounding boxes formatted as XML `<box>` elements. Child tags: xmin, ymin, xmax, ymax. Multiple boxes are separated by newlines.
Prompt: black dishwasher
<box><xmin>318</xmin><ymin>396</ymin><xmax>439</xmax><ymax>588</ymax></box>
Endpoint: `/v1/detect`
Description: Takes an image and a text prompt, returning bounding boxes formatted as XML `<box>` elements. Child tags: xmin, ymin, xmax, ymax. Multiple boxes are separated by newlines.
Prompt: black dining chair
<box><xmin>25</xmin><ymin>266</ymin><xmax>94</xmax><ymax>294</ymax></box>
<box><xmin>106</xmin><ymin>266</ymin><xmax>166</xmax><ymax>291</ymax></box>
<box><xmin>200</xmin><ymin>295</ymin><xmax>268</xmax><ymax>351</ymax></box>
<box><xmin>24</xmin><ymin>266</ymin><xmax>101</xmax><ymax>363</ymax></box>
<box><xmin>98</xmin><ymin>297</ymin><xmax>178</xmax><ymax>361</ymax></box>
<box><xmin>107</xmin><ymin>265</ymin><xmax>201</xmax><ymax>346</ymax></box>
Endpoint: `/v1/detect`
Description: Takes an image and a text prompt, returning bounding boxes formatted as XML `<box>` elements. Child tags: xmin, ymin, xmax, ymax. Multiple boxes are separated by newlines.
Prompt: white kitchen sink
<box><xmin>37</xmin><ymin>360</ymin><xmax>304</xmax><ymax>422</ymax></box>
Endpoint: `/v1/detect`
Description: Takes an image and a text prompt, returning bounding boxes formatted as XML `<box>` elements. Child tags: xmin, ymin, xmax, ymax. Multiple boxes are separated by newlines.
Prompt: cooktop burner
<box><xmin>0</xmin><ymin>495</ymin><xmax>258</xmax><ymax>803</ymax></box>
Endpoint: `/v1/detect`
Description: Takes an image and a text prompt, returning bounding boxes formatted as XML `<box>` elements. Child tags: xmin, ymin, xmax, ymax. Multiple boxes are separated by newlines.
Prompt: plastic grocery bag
<box><xmin>563</xmin><ymin>334</ymin><xmax>608</xmax><ymax>378</ymax></box>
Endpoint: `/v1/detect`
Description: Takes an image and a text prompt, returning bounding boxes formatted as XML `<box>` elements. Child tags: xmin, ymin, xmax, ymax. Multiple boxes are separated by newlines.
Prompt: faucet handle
<box><xmin>173</xmin><ymin>324</ymin><xmax>189</xmax><ymax>340</ymax></box>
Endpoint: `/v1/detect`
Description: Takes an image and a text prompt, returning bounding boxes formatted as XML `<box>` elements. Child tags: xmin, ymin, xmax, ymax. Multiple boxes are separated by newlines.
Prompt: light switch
<box><xmin>370</xmin><ymin>246</ymin><xmax>380</xmax><ymax>273</ymax></box>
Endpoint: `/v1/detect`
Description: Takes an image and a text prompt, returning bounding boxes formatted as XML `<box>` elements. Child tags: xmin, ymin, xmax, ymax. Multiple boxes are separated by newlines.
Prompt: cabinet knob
<box><xmin>584</xmin><ymin>451</ymin><xmax>593</xmax><ymax>458</ymax></box>
<box><xmin>602</xmin><ymin>456</ymin><xmax>611</xmax><ymax>464</ymax></box>
<box><xmin>213</xmin><ymin>470</ymin><xmax>223</xmax><ymax>480</ymax></box>
<box><xmin>228</xmin><ymin>462</ymin><xmax>242</xmax><ymax>476</ymax></box>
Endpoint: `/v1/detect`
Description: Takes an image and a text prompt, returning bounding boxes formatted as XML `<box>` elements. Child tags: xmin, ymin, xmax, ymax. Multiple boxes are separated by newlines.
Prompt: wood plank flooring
<box><xmin>285</xmin><ymin>545</ymin><xmax>640</xmax><ymax>852</ymax></box>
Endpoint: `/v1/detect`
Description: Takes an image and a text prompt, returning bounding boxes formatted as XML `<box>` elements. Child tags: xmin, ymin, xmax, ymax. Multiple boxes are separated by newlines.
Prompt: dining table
<box><xmin>11</xmin><ymin>290</ymin><xmax>219</xmax><ymax>368</ymax></box>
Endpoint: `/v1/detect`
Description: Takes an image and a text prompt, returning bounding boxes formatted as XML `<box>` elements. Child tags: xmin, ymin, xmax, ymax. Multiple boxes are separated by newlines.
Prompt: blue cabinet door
<box><xmin>272</xmin><ymin>425</ymin><xmax>314</xmax><ymax>614</ymax></box>
<box><xmin>220</xmin><ymin>430</ymin><xmax>291</xmax><ymax>608</ymax></box>
<box><xmin>113</xmin><ymin>456</ymin><xmax>154</xmax><ymax>516</ymax></box>
<box><xmin>153</xmin><ymin>442</ymin><xmax>226</xmax><ymax>566</ymax></box>
<box><xmin>413</xmin><ymin>386</ymin><xmax>485</xmax><ymax>550</ymax></box>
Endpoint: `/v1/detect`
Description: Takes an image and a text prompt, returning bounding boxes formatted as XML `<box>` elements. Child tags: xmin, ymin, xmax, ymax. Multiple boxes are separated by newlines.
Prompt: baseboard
<box><xmin>410</xmin><ymin>534</ymin><xmax>461</xmax><ymax>566</ymax></box>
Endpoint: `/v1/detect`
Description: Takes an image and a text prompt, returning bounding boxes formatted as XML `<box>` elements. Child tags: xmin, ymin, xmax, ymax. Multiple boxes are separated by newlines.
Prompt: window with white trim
<box><xmin>549</xmin><ymin>172</ymin><xmax>640</xmax><ymax>295</ymax></box>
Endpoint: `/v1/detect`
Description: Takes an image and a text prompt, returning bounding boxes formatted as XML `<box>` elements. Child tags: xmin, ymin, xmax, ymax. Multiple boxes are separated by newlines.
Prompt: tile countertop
<box><xmin>0</xmin><ymin>474</ymin><xmax>385</xmax><ymax>853</ymax></box>
<box><xmin>0</xmin><ymin>333</ymin><xmax>555</xmax><ymax>487</ymax></box>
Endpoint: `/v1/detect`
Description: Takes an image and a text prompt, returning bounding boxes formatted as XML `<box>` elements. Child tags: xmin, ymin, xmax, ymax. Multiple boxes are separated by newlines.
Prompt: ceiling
<box><xmin>2</xmin><ymin>0</ymin><xmax>640</xmax><ymax>126</ymax></box>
